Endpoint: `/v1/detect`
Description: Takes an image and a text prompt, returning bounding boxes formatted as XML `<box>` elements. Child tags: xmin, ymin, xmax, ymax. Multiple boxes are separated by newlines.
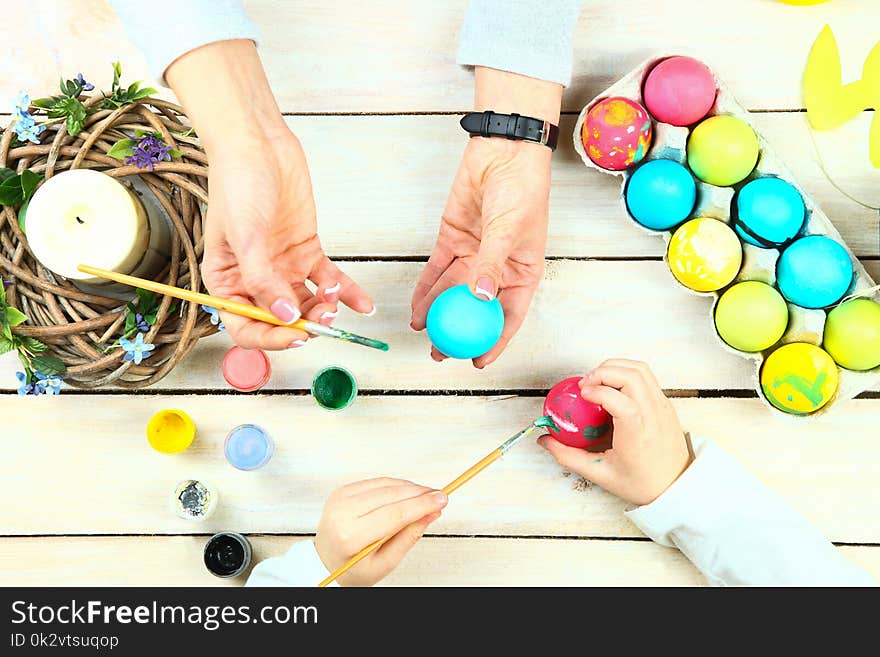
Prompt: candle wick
<box><xmin>75</xmin><ymin>216</ymin><xmax>85</xmax><ymax>225</ymax></box>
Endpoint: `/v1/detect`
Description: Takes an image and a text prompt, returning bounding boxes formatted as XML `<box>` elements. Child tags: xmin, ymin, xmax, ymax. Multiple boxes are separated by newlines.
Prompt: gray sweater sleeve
<box><xmin>457</xmin><ymin>0</ymin><xmax>583</xmax><ymax>86</ymax></box>
<box><xmin>109</xmin><ymin>0</ymin><xmax>259</xmax><ymax>85</ymax></box>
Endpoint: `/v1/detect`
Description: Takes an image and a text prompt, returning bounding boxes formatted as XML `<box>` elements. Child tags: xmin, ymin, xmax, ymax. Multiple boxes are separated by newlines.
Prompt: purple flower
<box><xmin>134</xmin><ymin>312</ymin><xmax>150</xmax><ymax>332</ymax></box>
<box><xmin>124</xmin><ymin>134</ymin><xmax>172</xmax><ymax>171</ymax></box>
<box><xmin>76</xmin><ymin>73</ymin><xmax>95</xmax><ymax>92</ymax></box>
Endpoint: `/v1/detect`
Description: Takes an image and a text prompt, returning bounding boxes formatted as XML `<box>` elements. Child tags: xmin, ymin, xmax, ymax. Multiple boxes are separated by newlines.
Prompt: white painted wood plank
<box><xmin>3</xmin><ymin>1</ymin><xmax>877</xmax><ymax>112</ymax></box>
<box><xmin>0</xmin><ymin>535</ymin><xmax>876</xmax><ymax>586</ymax></box>
<box><xmin>298</xmin><ymin>113</ymin><xmax>878</xmax><ymax>259</ymax></box>
<box><xmin>3</xmin><ymin>261</ymin><xmax>878</xmax><ymax>391</ymax></box>
<box><xmin>1</xmin><ymin>397</ymin><xmax>878</xmax><ymax>542</ymax></box>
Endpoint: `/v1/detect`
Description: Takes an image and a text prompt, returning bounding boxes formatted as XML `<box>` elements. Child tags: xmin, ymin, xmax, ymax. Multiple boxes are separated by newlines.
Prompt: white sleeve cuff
<box><xmin>110</xmin><ymin>0</ymin><xmax>260</xmax><ymax>85</ymax></box>
<box><xmin>245</xmin><ymin>539</ymin><xmax>338</xmax><ymax>588</ymax></box>
<box><xmin>456</xmin><ymin>0</ymin><xmax>582</xmax><ymax>87</ymax></box>
<box><xmin>626</xmin><ymin>436</ymin><xmax>875</xmax><ymax>586</ymax></box>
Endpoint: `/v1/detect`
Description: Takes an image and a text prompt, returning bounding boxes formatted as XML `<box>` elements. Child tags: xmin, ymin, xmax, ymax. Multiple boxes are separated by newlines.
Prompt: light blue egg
<box><xmin>777</xmin><ymin>236</ymin><xmax>853</xmax><ymax>309</ymax></box>
<box><xmin>426</xmin><ymin>284</ymin><xmax>504</xmax><ymax>359</ymax></box>
<box><xmin>735</xmin><ymin>177</ymin><xmax>805</xmax><ymax>247</ymax></box>
<box><xmin>625</xmin><ymin>159</ymin><xmax>696</xmax><ymax>231</ymax></box>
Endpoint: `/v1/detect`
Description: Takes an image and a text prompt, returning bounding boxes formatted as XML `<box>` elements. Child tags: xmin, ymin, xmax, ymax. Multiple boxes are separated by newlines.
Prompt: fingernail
<box><xmin>323</xmin><ymin>282</ymin><xmax>341</xmax><ymax>301</ymax></box>
<box><xmin>289</xmin><ymin>339</ymin><xmax>307</xmax><ymax>348</ymax></box>
<box><xmin>474</xmin><ymin>277</ymin><xmax>495</xmax><ymax>301</ymax></box>
<box><xmin>363</xmin><ymin>305</ymin><xmax>377</xmax><ymax>317</ymax></box>
<box><xmin>270</xmin><ymin>298</ymin><xmax>301</xmax><ymax>324</ymax></box>
<box><xmin>319</xmin><ymin>310</ymin><xmax>338</xmax><ymax>326</ymax></box>
<box><xmin>432</xmin><ymin>492</ymin><xmax>448</xmax><ymax>505</ymax></box>
<box><xmin>537</xmin><ymin>437</ymin><xmax>547</xmax><ymax>448</ymax></box>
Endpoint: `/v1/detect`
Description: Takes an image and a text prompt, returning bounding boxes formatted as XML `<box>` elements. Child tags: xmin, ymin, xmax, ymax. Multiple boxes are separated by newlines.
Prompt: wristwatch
<box><xmin>459</xmin><ymin>110</ymin><xmax>559</xmax><ymax>151</ymax></box>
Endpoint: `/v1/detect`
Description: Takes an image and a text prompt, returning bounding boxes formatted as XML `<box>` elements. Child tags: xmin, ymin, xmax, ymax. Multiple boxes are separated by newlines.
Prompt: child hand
<box><xmin>538</xmin><ymin>359</ymin><xmax>692</xmax><ymax>506</ymax></box>
<box><xmin>314</xmin><ymin>478</ymin><xmax>448</xmax><ymax>586</ymax></box>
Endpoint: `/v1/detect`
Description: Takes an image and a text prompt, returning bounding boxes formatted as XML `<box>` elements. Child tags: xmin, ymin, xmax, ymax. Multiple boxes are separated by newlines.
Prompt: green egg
<box><xmin>715</xmin><ymin>281</ymin><xmax>789</xmax><ymax>352</ymax></box>
<box><xmin>824</xmin><ymin>298</ymin><xmax>880</xmax><ymax>371</ymax></box>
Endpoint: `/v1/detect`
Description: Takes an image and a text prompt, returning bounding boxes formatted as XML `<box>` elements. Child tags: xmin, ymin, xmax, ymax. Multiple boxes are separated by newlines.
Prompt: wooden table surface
<box><xmin>2</xmin><ymin>0</ymin><xmax>879</xmax><ymax>586</ymax></box>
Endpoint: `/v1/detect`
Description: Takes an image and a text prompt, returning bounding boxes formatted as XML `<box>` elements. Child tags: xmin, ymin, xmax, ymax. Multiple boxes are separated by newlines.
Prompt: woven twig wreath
<box><xmin>0</xmin><ymin>94</ymin><xmax>218</xmax><ymax>389</ymax></box>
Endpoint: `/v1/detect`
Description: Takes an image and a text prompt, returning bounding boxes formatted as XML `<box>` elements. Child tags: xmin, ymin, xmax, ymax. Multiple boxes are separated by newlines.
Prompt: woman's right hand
<box><xmin>167</xmin><ymin>39</ymin><xmax>374</xmax><ymax>350</ymax></box>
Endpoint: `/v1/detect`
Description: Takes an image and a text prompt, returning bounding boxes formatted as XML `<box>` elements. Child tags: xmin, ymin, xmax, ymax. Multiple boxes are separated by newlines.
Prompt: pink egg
<box><xmin>643</xmin><ymin>56</ymin><xmax>717</xmax><ymax>126</ymax></box>
<box><xmin>582</xmin><ymin>96</ymin><xmax>653</xmax><ymax>171</ymax></box>
<box><xmin>543</xmin><ymin>377</ymin><xmax>611</xmax><ymax>449</ymax></box>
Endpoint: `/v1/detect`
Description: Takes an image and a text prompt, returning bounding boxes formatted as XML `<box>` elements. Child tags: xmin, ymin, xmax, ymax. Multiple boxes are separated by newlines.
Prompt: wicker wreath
<box><xmin>0</xmin><ymin>93</ymin><xmax>218</xmax><ymax>389</ymax></box>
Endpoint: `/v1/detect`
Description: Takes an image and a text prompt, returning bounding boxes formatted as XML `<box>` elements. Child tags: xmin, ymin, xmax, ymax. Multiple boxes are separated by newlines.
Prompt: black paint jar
<box><xmin>204</xmin><ymin>532</ymin><xmax>253</xmax><ymax>578</ymax></box>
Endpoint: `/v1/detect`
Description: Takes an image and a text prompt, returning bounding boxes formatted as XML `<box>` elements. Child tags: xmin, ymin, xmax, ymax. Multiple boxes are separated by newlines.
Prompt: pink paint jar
<box><xmin>222</xmin><ymin>346</ymin><xmax>271</xmax><ymax>392</ymax></box>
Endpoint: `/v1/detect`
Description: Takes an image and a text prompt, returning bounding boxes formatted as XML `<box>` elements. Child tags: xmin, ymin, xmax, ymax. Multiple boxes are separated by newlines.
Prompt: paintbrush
<box><xmin>318</xmin><ymin>415</ymin><xmax>558</xmax><ymax>587</ymax></box>
<box><xmin>77</xmin><ymin>264</ymin><xmax>389</xmax><ymax>352</ymax></box>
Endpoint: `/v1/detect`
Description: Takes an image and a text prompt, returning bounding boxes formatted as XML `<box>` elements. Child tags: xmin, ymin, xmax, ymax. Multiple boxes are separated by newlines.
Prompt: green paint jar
<box><xmin>311</xmin><ymin>366</ymin><xmax>358</xmax><ymax>411</ymax></box>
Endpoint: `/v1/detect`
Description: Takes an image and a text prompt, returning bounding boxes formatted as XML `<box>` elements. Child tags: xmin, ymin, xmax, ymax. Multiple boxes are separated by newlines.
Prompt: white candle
<box><xmin>26</xmin><ymin>169</ymin><xmax>168</xmax><ymax>286</ymax></box>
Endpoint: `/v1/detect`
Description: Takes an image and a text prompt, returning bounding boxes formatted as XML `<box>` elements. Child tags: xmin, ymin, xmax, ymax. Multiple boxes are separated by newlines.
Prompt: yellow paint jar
<box><xmin>147</xmin><ymin>409</ymin><xmax>196</xmax><ymax>454</ymax></box>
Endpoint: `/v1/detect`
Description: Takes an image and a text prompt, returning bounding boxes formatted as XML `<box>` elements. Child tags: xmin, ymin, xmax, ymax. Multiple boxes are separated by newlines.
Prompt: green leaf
<box><xmin>4</xmin><ymin>306</ymin><xmax>27</xmax><ymax>327</ymax></box>
<box><xmin>18</xmin><ymin>198</ymin><xmax>29</xmax><ymax>233</ymax></box>
<box><xmin>0</xmin><ymin>175</ymin><xmax>24</xmax><ymax>205</ymax></box>
<box><xmin>0</xmin><ymin>168</ymin><xmax>16</xmax><ymax>183</ymax></box>
<box><xmin>31</xmin><ymin>97</ymin><xmax>58</xmax><ymax>110</ymax></box>
<box><xmin>19</xmin><ymin>169</ymin><xmax>39</xmax><ymax>200</ymax></box>
<box><xmin>65</xmin><ymin>101</ymin><xmax>87</xmax><ymax>136</ymax></box>
<box><xmin>112</xmin><ymin>62</ymin><xmax>122</xmax><ymax>91</ymax></box>
<box><xmin>31</xmin><ymin>353</ymin><xmax>66</xmax><ymax>376</ymax></box>
<box><xmin>106</xmin><ymin>138</ymin><xmax>137</xmax><ymax>159</ymax></box>
<box><xmin>21</xmin><ymin>337</ymin><xmax>48</xmax><ymax>353</ymax></box>
<box><xmin>0</xmin><ymin>335</ymin><xmax>14</xmax><ymax>357</ymax></box>
<box><xmin>169</xmin><ymin>148</ymin><xmax>182</xmax><ymax>158</ymax></box>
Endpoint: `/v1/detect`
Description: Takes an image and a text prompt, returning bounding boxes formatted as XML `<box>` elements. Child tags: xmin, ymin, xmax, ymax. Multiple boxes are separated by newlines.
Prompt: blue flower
<box><xmin>76</xmin><ymin>73</ymin><xmax>95</xmax><ymax>92</ymax></box>
<box><xmin>14</xmin><ymin>120</ymin><xmax>46</xmax><ymax>144</ymax></box>
<box><xmin>119</xmin><ymin>332</ymin><xmax>155</xmax><ymax>365</ymax></box>
<box><xmin>13</xmin><ymin>92</ymin><xmax>30</xmax><ymax>117</ymax></box>
<box><xmin>201</xmin><ymin>305</ymin><xmax>225</xmax><ymax>332</ymax></box>
<box><xmin>134</xmin><ymin>312</ymin><xmax>150</xmax><ymax>332</ymax></box>
<box><xmin>15</xmin><ymin>371</ymin><xmax>33</xmax><ymax>396</ymax></box>
<box><xmin>34</xmin><ymin>371</ymin><xmax>62</xmax><ymax>395</ymax></box>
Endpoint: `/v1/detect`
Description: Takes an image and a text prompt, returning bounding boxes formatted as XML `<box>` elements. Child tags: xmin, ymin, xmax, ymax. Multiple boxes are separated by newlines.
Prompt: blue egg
<box><xmin>426</xmin><ymin>284</ymin><xmax>504</xmax><ymax>359</ymax></box>
<box><xmin>625</xmin><ymin>159</ymin><xmax>696</xmax><ymax>231</ymax></box>
<box><xmin>735</xmin><ymin>177</ymin><xmax>805</xmax><ymax>247</ymax></box>
<box><xmin>777</xmin><ymin>236</ymin><xmax>853</xmax><ymax>309</ymax></box>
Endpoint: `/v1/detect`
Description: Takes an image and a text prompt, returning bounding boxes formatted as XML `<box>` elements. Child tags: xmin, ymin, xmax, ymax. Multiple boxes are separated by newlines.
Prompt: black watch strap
<box><xmin>459</xmin><ymin>110</ymin><xmax>559</xmax><ymax>151</ymax></box>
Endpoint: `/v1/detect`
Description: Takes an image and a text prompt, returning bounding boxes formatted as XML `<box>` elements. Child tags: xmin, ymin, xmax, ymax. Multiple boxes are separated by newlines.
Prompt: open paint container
<box><xmin>146</xmin><ymin>409</ymin><xmax>196</xmax><ymax>454</ymax></box>
<box><xmin>224</xmin><ymin>424</ymin><xmax>274</xmax><ymax>471</ymax></box>
<box><xmin>573</xmin><ymin>54</ymin><xmax>880</xmax><ymax>417</ymax></box>
<box><xmin>311</xmin><ymin>366</ymin><xmax>358</xmax><ymax>411</ymax></box>
<box><xmin>204</xmin><ymin>532</ymin><xmax>253</xmax><ymax>578</ymax></box>
<box><xmin>171</xmin><ymin>479</ymin><xmax>218</xmax><ymax>521</ymax></box>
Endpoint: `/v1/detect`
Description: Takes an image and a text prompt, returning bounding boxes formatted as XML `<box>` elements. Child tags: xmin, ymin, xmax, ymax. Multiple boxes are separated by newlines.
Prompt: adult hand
<box><xmin>539</xmin><ymin>359</ymin><xmax>693</xmax><ymax>506</ymax></box>
<box><xmin>411</xmin><ymin>67</ymin><xmax>562</xmax><ymax>368</ymax></box>
<box><xmin>166</xmin><ymin>40</ymin><xmax>374</xmax><ymax>350</ymax></box>
<box><xmin>314</xmin><ymin>478</ymin><xmax>448</xmax><ymax>587</ymax></box>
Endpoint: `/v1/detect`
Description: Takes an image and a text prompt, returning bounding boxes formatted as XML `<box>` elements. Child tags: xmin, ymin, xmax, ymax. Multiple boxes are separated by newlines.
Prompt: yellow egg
<box><xmin>760</xmin><ymin>343</ymin><xmax>839</xmax><ymax>415</ymax></box>
<box><xmin>667</xmin><ymin>217</ymin><xmax>742</xmax><ymax>292</ymax></box>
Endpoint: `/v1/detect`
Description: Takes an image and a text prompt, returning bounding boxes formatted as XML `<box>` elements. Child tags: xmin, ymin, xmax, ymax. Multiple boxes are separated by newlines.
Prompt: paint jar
<box><xmin>311</xmin><ymin>366</ymin><xmax>358</xmax><ymax>411</ymax></box>
<box><xmin>146</xmin><ymin>409</ymin><xmax>196</xmax><ymax>454</ymax></box>
<box><xmin>224</xmin><ymin>424</ymin><xmax>274</xmax><ymax>471</ymax></box>
<box><xmin>222</xmin><ymin>346</ymin><xmax>271</xmax><ymax>392</ymax></box>
<box><xmin>171</xmin><ymin>479</ymin><xmax>218</xmax><ymax>521</ymax></box>
<box><xmin>204</xmin><ymin>532</ymin><xmax>253</xmax><ymax>578</ymax></box>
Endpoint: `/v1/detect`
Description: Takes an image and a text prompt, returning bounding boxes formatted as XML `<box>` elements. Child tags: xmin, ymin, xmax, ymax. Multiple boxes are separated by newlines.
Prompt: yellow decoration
<box><xmin>803</xmin><ymin>25</ymin><xmax>880</xmax><ymax>167</ymax></box>
<box><xmin>667</xmin><ymin>217</ymin><xmax>742</xmax><ymax>292</ymax></box>
<box><xmin>760</xmin><ymin>343</ymin><xmax>839</xmax><ymax>415</ymax></box>
<box><xmin>147</xmin><ymin>409</ymin><xmax>196</xmax><ymax>454</ymax></box>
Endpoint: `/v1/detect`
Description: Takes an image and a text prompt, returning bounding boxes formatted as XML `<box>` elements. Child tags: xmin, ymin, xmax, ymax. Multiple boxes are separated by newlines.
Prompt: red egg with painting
<box><xmin>581</xmin><ymin>96</ymin><xmax>653</xmax><ymax>171</ymax></box>
<box><xmin>543</xmin><ymin>377</ymin><xmax>611</xmax><ymax>448</ymax></box>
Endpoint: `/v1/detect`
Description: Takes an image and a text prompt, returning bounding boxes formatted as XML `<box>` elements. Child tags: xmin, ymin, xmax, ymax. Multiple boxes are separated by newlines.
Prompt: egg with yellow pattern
<box><xmin>666</xmin><ymin>217</ymin><xmax>742</xmax><ymax>292</ymax></box>
<box><xmin>760</xmin><ymin>343</ymin><xmax>839</xmax><ymax>415</ymax></box>
<box><xmin>582</xmin><ymin>97</ymin><xmax>653</xmax><ymax>171</ymax></box>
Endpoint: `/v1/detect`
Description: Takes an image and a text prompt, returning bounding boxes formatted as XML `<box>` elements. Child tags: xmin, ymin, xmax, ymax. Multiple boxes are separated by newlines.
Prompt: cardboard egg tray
<box><xmin>573</xmin><ymin>54</ymin><xmax>880</xmax><ymax>417</ymax></box>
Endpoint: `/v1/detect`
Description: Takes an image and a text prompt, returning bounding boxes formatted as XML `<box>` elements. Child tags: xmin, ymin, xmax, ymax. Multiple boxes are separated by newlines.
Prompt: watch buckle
<box><xmin>539</xmin><ymin>120</ymin><xmax>550</xmax><ymax>146</ymax></box>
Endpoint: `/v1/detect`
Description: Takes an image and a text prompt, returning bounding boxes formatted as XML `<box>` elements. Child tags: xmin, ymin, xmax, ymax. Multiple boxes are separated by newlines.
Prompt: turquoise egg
<box><xmin>625</xmin><ymin>159</ymin><xmax>696</xmax><ymax>231</ymax></box>
<box><xmin>426</xmin><ymin>284</ymin><xmax>504</xmax><ymax>359</ymax></box>
<box><xmin>777</xmin><ymin>235</ymin><xmax>853</xmax><ymax>309</ymax></box>
<box><xmin>735</xmin><ymin>177</ymin><xmax>805</xmax><ymax>247</ymax></box>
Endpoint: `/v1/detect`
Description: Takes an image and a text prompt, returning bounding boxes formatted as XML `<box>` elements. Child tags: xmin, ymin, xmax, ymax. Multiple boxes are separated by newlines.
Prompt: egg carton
<box><xmin>573</xmin><ymin>54</ymin><xmax>880</xmax><ymax>418</ymax></box>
